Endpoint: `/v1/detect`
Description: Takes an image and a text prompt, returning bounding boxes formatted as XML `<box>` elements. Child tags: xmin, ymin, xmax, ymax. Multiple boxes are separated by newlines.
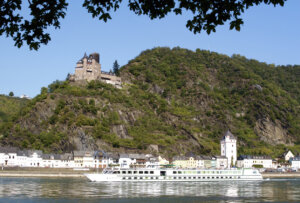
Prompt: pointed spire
<box><xmin>223</xmin><ymin>130</ymin><xmax>235</xmax><ymax>140</ymax></box>
<box><xmin>83</xmin><ymin>52</ymin><xmax>88</xmax><ymax>58</ymax></box>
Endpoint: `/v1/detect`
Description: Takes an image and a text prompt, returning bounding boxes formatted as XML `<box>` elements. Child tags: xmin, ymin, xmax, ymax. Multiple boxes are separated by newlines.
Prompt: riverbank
<box><xmin>0</xmin><ymin>167</ymin><xmax>97</xmax><ymax>178</ymax></box>
<box><xmin>262</xmin><ymin>172</ymin><xmax>300</xmax><ymax>178</ymax></box>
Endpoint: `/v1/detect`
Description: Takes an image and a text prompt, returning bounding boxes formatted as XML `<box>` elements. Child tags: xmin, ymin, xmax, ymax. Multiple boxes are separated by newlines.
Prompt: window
<box><xmin>122</xmin><ymin>171</ymin><xmax>126</xmax><ymax>174</ymax></box>
<box><xmin>173</xmin><ymin>171</ymin><xmax>177</xmax><ymax>174</ymax></box>
<box><xmin>145</xmin><ymin>171</ymin><xmax>149</xmax><ymax>174</ymax></box>
<box><xmin>150</xmin><ymin>171</ymin><xmax>154</xmax><ymax>174</ymax></box>
<box><xmin>139</xmin><ymin>171</ymin><xmax>143</xmax><ymax>174</ymax></box>
<box><xmin>128</xmin><ymin>171</ymin><xmax>132</xmax><ymax>174</ymax></box>
<box><xmin>134</xmin><ymin>171</ymin><xmax>137</xmax><ymax>174</ymax></box>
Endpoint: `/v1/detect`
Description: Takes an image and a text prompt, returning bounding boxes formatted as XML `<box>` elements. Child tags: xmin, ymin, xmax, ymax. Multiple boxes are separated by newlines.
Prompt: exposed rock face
<box><xmin>255</xmin><ymin>118</ymin><xmax>293</xmax><ymax>145</ymax></box>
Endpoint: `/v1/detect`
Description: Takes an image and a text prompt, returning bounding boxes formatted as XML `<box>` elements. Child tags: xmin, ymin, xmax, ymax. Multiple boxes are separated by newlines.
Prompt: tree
<box><xmin>8</xmin><ymin>92</ymin><xmax>14</xmax><ymax>97</ymax></box>
<box><xmin>112</xmin><ymin>60</ymin><xmax>120</xmax><ymax>76</ymax></box>
<box><xmin>0</xmin><ymin>0</ymin><xmax>286</xmax><ymax>50</ymax></box>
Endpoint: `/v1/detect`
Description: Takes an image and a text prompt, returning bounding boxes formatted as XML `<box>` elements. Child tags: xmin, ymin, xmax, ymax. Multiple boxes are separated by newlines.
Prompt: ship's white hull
<box><xmin>85</xmin><ymin>168</ymin><xmax>263</xmax><ymax>182</ymax></box>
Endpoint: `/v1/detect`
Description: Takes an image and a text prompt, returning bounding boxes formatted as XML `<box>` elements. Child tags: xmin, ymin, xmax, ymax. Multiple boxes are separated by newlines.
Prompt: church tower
<box><xmin>220</xmin><ymin>130</ymin><xmax>237</xmax><ymax>168</ymax></box>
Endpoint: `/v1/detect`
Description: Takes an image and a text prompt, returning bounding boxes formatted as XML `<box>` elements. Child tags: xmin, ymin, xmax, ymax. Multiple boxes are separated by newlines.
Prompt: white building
<box><xmin>119</xmin><ymin>154</ymin><xmax>133</xmax><ymax>168</ymax></box>
<box><xmin>41</xmin><ymin>154</ymin><xmax>74</xmax><ymax>168</ymax></box>
<box><xmin>283</xmin><ymin>150</ymin><xmax>294</xmax><ymax>162</ymax></box>
<box><xmin>220</xmin><ymin>130</ymin><xmax>237</xmax><ymax>168</ymax></box>
<box><xmin>237</xmin><ymin>155</ymin><xmax>272</xmax><ymax>169</ymax></box>
<box><xmin>214</xmin><ymin>156</ymin><xmax>228</xmax><ymax>169</ymax></box>
<box><xmin>290</xmin><ymin>156</ymin><xmax>300</xmax><ymax>169</ymax></box>
<box><xmin>0</xmin><ymin>147</ymin><xmax>20</xmax><ymax>167</ymax></box>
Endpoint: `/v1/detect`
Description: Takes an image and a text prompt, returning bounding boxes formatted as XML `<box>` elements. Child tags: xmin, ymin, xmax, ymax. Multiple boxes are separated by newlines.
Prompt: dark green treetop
<box><xmin>0</xmin><ymin>0</ymin><xmax>286</xmax><ymax>50</ymax></box>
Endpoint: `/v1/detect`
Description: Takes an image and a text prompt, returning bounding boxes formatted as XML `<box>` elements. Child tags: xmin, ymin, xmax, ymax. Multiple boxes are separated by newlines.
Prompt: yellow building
<box><xmin>172</xmin><ymin>156</ymin><xmax>198</xmax><ymax>168</ymax></box>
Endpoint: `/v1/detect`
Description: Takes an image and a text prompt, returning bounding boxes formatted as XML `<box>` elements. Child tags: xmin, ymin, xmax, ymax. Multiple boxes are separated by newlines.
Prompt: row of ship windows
<box><xmin>114</xmin><ymin>171</ymin><xmax>155</xmax><ymax>174</ymax></box>
<box><xmin>114</xmin><ymin>171</ymin><xmax>241</xmax><ymax>175</ymax></box>
<box><xmin>122</xmin><ymin>176</ymin><xmax>241</xmax><ymax>180</ymax></box>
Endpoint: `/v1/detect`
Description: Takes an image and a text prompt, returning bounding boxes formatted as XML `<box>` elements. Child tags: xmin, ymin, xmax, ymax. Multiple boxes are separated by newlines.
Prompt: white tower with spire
<box><xmin>220</xmin><ymin>130</ymin><xmax>237</xmax><ymax>168</ymax></box>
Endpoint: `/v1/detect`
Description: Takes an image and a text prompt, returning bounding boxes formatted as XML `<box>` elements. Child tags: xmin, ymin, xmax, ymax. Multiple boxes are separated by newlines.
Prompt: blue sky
<box><xmin>0</xmin><ymin>0</ymin><xmax>299</xmax><ymax>98</ymax></box>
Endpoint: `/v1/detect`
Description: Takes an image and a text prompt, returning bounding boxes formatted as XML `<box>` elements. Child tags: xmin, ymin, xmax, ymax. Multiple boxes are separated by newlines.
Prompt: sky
<box><xmin>0</xmin><ymin>0</ymin><xmax>299</xmax><ymax>98</ymax></box>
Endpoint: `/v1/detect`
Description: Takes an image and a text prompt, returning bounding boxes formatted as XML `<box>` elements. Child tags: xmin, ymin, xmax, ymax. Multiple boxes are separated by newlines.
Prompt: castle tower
<box><xmin>74</xmin><ymin>52</ymin><xmax>101</xmax><ymax>81</ymax></box>
<box><xmin>220</xmin><ymin>130</ymin><xmax>237</xmax><ymax>168</ymax></box>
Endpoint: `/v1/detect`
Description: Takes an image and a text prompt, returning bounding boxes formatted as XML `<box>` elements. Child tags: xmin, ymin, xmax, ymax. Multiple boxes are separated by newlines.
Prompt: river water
<box><xmin>0</xmin><ymin>177</ymin><xmax>299</xmax><ymax>202</ymax></box>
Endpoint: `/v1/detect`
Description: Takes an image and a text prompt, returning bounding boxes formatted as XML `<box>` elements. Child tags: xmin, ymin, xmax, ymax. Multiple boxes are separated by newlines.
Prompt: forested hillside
<box><xmin>0</xmin><ymin>47</ymin><xmax>299</xmax><ymax>157</ymax></box>
<box><xmin>0</xmin><ymin>95</ymin><xmax>28</xmax><ymax>123</ymax></box>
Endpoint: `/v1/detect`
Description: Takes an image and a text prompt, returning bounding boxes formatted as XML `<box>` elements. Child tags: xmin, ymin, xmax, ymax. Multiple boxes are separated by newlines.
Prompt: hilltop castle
<box><xmin>68</xmin><ymin>52</ymin><xmax>121</xmax><ymax>88</ymax></box>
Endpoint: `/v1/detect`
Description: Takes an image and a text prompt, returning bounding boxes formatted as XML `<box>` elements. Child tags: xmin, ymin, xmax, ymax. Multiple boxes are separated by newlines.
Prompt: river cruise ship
<box><xmin>85</xmin><ymin>168</ymin><xmax>263</xmax><ymax>182</ymax></box>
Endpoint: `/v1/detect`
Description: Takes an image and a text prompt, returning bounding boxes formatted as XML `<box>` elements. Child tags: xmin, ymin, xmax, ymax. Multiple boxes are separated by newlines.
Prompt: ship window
<box><xmin>117</xmin><ymin>171</ymin><xmax>120</xmax><ymax>174</ymax></box>
<box><xmin>193</xmin><ymin>177</ymin><xmax>196</xmax><ymax>179</ymax></box>
<box><xmin>173</xmin><ymin>171</ymin><xmax>177</xmax><ymax>174</ymax></box>
<box><xmin>197</xmin><ymin>171</ymin><xmax>200</xmax><ymax>174</ymax></box>
<box><xmin>221</xmin><ymin>177</ymin><xmax>223</xmax><ymax>179</ymax></box>
<box><xmin>150</xmin><ymin>171</ymin><xmax>154</xmax><ymax>174</ymax></box>
<box><xmin>134</xmin><ymin>171</ymin><xmax>137</xmax><ymax>174</ymax></box>
<box><xmin>178</xmin><ymin>171</ymin><xmax>182</xmax><ymax>174</ymax></box>
<box><xmin>203</xmin><ymin>177</ymin><xmax>205</xmax><ymax>179</ymax></box>
<box><xmin>238</xmin><ymin>176</ymin><xmax>241</xmax><ymax>179</ymax></box>
<box><xmin>230</xmin><ymin>177</ymin><xmax>232</xmax><ymax>179</ymax></box>
<box><xmin>212</xmin><ymin>177</ymin><xmax>215</xmax><ymax>179</ymax></box>
<box><xmin>122</xmin><ymin>171</ymin><xmax>126</xmax><ymax>174</ymax></box>
<box><xmin>183</xmin><ymin>177</ymin><xmax>186</xmax><ymax>179</ymax></box>
<box><xmin>216</xmin><ymin>176</ymin><xmax>219</xmax><ymax>179</ymax></box>
<box><xmin>151</xmin><ymin>177</ymin><xmax>154</xmax><ymax>179</ymax></box>
<box><xmin>128</xmin><ymin>171</ymin><xmax>132</xmax><ymax>174</ymax></box>
<box><xmin>134</xmin><ymin>177</ymin><xmax>137</xmax><ymax>179</ymax></box>
<box><xmin>178</xmin><ymin>177</ymin><xmax>182</xmax><ymax>179</ymax></box>
<box><xmin>207</xmin><ymin>177</ymin><xmax>210</xmax><ymax>179</ymax></box>
<box><xmin>145</xmin><ymin>171</ymin><xmax>149</xmax><ymax>174</ymax></box>
<box><xmin>139</xmin><ymin>171</ymin><xmax>143</xmax><ymax>174</ymax></box>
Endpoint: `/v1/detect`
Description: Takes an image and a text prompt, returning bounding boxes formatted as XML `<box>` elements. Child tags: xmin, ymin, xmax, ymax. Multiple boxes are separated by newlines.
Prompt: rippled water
<box><xmin>0</xmin><ymin>177</ymin><xmax>300</xmax><ymax>202</ymax></box>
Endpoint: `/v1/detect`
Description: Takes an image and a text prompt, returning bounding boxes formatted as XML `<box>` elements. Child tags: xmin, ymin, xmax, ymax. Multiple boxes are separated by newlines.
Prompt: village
<box><xmin>1</xmin><ymin>130</ymin><xmax>299</xmax><ymax>172</ymax></box>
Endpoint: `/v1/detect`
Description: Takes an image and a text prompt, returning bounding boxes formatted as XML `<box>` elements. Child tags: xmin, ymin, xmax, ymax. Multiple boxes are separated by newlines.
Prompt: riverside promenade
<box><xmin>262</xmin><ymin>172</ymin><xmax>300</xmax><ymax>178</ymax></box>
<box><xmin>0</xmin><ymin>167</ymin><xmax>96</xmax><ymax>178</ymax></box>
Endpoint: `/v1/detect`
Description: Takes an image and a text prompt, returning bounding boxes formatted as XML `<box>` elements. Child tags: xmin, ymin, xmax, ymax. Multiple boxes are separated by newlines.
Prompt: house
<box><xmin>237</xmin><ymin>155</ymin><xmax>272</xmax><ymax>168</ymax></box>
<box><xmin>195</xmin><ymin>156</ymin><xmax>205</xmax><ymax>169</ymax></box>
<box><xmin>283</xmin><ymin>150</ymin><xmax>294</xmax><ymax>162</ymax></box>
<box><xmin>97</xmin><ymin>152</ymin><xmax>119</xmax><ymax>168</ymax></box>
<box><xmin>74</xmin><ymin>151</ymin><xmax>95</xmax><ymax>168</ymax></box>
<box><xmin>290</xmin><ymin>156</ymin><xmax>300</xmax><ymax>169</ymax></box>
<box><xmin>130</xmin><ymin>154</ymin><xmax>147</xmax><ymax>168</ymax></box>
<box><xmin>0</xmin><ymin>147</ymin><xmax>18</xmax><ymax>166</ymax></box>
<box><xmin>158</xmin><ymin>156</ymin><xmax>169</xmax><ymax>166</ymax></box>
<box><xmin>172</xmin><ymin>156</ymin><xmax>189</xmax><ymax>168</ymax></box>
<box><xmin>26</xmin><ymin>150</ymin><xmax>43</xmax><ymax>167</ymax></box>
<box><xmin>119</xmin><ymin>154</ymin><xmax>132</xmax><ymax>168</ymax></box>
<box><xmin>214</xmin><ymin>155</ymin><xmax>228</xmax><ymax>169</ymax></box>
<box><xmin>203</xmin><ymin>156</ymin><xmax>216</xmax><ymax>169</ymax></box>
<box><xmin>145</xmin><ymin>156</ymin><xmax>160</xmax><ymax>168</ymax></box>
<box><xmin>42</xmin><ymin>153</ymin><xmax>74</xmax><ymax>168</ymax></box>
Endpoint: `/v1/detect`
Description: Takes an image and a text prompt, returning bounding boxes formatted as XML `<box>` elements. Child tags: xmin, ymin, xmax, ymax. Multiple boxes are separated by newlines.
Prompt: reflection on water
<box><xmin>0</xmin><ymin>177</ymin><xmax>300</xmax><ymax>202</ymax></box>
